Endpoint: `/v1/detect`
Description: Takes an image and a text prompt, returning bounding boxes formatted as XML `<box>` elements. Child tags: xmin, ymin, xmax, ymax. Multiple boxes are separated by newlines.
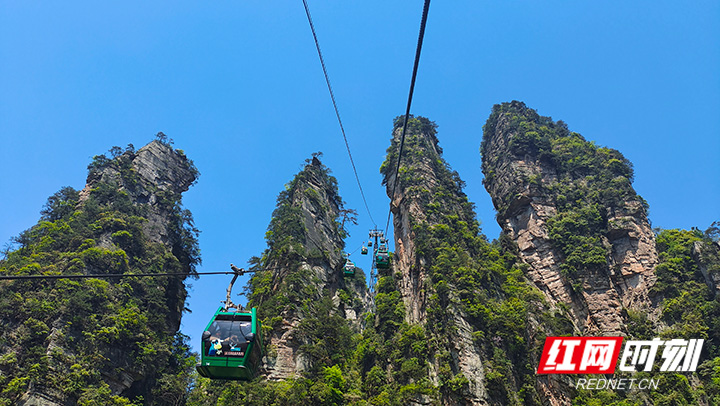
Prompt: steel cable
<box><xmin>301</xmin><ymin>0</ymin><xmax>377</xmax><ymax>227</ymax></box>
<box><xmin>384</xmin><ymin>0</ymin><xmax>432</xmax><ymax>235</ymax></box>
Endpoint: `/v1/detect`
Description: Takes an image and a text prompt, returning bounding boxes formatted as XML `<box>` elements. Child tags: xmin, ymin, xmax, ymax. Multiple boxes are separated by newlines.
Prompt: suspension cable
<box><xmin>0</xmin><ymin>267</ymin><xmax>284</xmax><ymax>281</ymax></box>
<box><xmin>384</xmin><ymin>0</ymin><xmax>432</xmax><ymax>234</ymax></box>
<box><xmin>347</xmin><ymin>243</ymin><xmax>364</xmax><ymax>256</ymax></box>
<box><xmin>0</xmin><ymin>271</ymin><xmax>230</xmax><ymax>280</ymax></box>
<box><xmin>300</xmin><ymin>0</ymin><xmax>377</xmax><ymax>227</ymax></box>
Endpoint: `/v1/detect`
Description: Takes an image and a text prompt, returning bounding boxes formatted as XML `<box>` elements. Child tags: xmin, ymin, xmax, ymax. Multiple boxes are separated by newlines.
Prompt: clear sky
<box><xmin>1</xmin><ymin>1</ymin><xmax>718</xmax><ymax>352</ymax></box>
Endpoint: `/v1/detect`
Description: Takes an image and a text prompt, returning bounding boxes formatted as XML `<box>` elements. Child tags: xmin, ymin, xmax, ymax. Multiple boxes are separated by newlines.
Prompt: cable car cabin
<box><xmin>376</xmin><ymin>245</ymin><xmax>390</xmax><ymax>269</ymax></box>
<box><xmin>196</xmin><ymin>307</ymin><xmax>263</xmax><ymax>380</ymax></box>
<box><xmin>344</xmin><ymin>259</ymin><xmax>356</xmax><ymax>276</ymax></box>
<box><xmin>361</xmin><ymin>246</ymin><xmax>368</xmax><ymax>255</ymax></box>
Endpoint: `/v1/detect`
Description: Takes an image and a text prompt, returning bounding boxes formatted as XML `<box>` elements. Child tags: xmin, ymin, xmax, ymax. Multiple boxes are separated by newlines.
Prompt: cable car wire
<box><xmin>347</xmin><ymin>243</ymin><xmax>364</xmax><ymax>256</ymax></box>
<box><xmin>300</xmin><ymin>0</ymin><xmax>377</xmax><ymax>227</ymax></box>
<box><xmin>0</xmin><ymin>271</ymin><xmax>230</xmax><ymax>280</ymax></box>
<box><xmin>384</xmin><ymin>0</ymin><xmax>432</xmax><ymax>235</ymax></box>
<box><xmin>0</xmin><ymin>267</ymin><xmax>285</xmax><ymax>281</ymax></box>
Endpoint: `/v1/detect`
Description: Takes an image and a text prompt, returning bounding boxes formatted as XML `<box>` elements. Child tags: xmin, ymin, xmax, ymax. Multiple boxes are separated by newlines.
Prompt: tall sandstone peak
<box><xmin>0</xmin><ymin>140</ymin><xmax>199</xmax><ymax>406</ymax></box>
<box><xmin>382</xmin><ymin>117</ymin><xmax>487</xmax><ymax>405</ymax></box>
<box><xmin>247</xmin><ymin>156</ymin><xmax>370</xmax><ymax>381</ymax></box>
<box><xmin>79</xmin><ymin>140</ymin><xmax>200</xmax><ymax>332</ymax></box>
<box><xmin>381</xmin><ymin>116</ymin><xmax>555</xmax><ymax>405</ymax></box>
<box><xmin>481</xmin><ymin>101</ymin><xmax>657</xmax><ymax>335</ymax></box>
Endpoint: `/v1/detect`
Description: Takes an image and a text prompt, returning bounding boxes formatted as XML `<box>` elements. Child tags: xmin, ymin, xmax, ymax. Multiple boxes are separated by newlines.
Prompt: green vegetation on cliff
<box><xmin>482</xmin><ymin>101</ymin><xmax>647</xmax><ymax>288</ymax></box>
<box><xmin>189</xmin><ymin>157</ymin><xmax>368</xmax><ymax>405</ymax></box>
<box><xmin>572</xmin><ymin>226</ymin><xmax>720</xmax><ymax>406</ymax></box>
<box><xmin>353</xmin><ymin>266</ymin><xmax>437</xmax><ymax>404</ymax></box>
<box><xmin>651</xmin><ymin>228</ymin><xmax>720</xmax><ymax>405</ymax></box>
<box><xmin>378</xmin><ymin>115</ymin><xmax>573</xmax><ymax>405</ymax></box>
<box><xmin>0</xmin><ymin>141</ymin><xmax>199</xmax><ymax>405</ymax></box>
<box><xmin>246</xmin><ymin>156</ymin><xmax>363</xmax><ymax>344</ymax></box>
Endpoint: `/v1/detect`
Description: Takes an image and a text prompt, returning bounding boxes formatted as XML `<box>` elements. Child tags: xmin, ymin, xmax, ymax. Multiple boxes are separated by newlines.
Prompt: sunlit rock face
<box><xmin>481</xmin><ymin>101</ymin><xmax>657</xmax><ymax>337</ymax></box>
<box><xmin>79</xmin><ymin>140</ymin><xmax>198</xmax><ymax>247</ymax></box>
<box><xmin>77</xmin><ymin>139</ymin><xmax>199</xmax><ymax>333</ymax></box>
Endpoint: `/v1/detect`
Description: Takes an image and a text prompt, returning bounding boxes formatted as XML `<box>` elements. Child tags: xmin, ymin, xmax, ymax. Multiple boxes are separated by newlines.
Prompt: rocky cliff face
<box><xmin>80</xmin><ymin>140</ymin><xmax>198</xmax><ymax>249</ymax></box>
<box><xmin>694</xmin><ymin>239</ymin><xmax>720</xmax><ymax>296</ymax></box>
<box><xmin>248</xmin><ymin>156</ymin><xmax>370</xmax><ymax>380</ymax></box>
<box><xmin>379</xmin><ymin>116</ymin><xmax>565</xmax><ymax>406</ymax></box>
<box><xmin>481</xmin><ymin>101</ymin><xmax>657</xmax><ymax>336</ymax></box>
<box><xmin>0</xmin><ymin>139</ymin><xmax>198</xmax><ymax>406</ymax></box>
<box><xmin>381</xmin><ymin>117</ymin><xmax>488</xmax><ymax>405</ymax></box>
<box><xmin>80</xmin><ymin>140</ymin><xmax>199</xmax><ymax>332</ymax></box>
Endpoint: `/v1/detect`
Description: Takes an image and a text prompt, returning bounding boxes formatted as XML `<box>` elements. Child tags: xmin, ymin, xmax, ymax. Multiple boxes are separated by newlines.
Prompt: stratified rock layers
<box><xmin>481</xmin><ymin>101</ymin><xmax>657</xmax><ymax>335</ymax></box>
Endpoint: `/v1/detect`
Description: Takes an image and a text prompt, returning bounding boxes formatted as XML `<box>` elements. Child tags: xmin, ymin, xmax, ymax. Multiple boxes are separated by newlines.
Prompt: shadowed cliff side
<box><xmin>0</xmin><ymin>139</ymin><xmax>199</xmax><ymax>405</ymax></box>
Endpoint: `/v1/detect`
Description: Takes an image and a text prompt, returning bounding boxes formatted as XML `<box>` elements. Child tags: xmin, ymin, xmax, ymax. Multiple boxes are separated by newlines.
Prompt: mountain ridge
<box><xmin>2</xmin><ymin>106</ymin><xmax>719</xmax><ymax>406</ymax></box>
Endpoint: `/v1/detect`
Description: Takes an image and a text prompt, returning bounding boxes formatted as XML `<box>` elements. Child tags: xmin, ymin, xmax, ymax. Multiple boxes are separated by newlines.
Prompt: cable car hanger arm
<box><xmin>224</xmin><ymin>264</ymin><xmax>253</xmax><ymax>311</ymax></box>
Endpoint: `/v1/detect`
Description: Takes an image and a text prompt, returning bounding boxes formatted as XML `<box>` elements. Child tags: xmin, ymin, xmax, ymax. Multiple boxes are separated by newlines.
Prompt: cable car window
<box><xmin>206</xmin><ymin>320</ymin><xmax>253</xmax><ymax>358</ymax></box>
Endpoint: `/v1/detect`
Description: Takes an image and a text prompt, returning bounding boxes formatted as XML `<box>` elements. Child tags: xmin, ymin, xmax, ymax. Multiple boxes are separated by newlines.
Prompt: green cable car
<box><xmin>344</xmin><ymin>258</ymin><xmax>356</xmax><ymax>276</ymax></box>
<box><xmin>196</xmin><ymin>307</ymin><xmax>263</xmax><ymax>380</ymax></box>
<box><xmin>376</xmin><ymin>243</ymin><xmax>390</xmax><ymax>269</ymax></box>
<box><xmin>196</xmin><ymin>264</ymin><xmax>264</xmax><ymax>380</ymax></box>
<box><xmin>361</xmin><ymin>245</ymin><xmax>368</xmax><ymax>255</ymax></box>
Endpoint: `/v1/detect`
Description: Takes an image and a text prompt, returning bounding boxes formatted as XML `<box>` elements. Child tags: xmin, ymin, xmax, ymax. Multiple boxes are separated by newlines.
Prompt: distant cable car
<box><xmin>196</xmin><ymin>265</ymin><xmax>264</xmax><ymax>380</ymax></box>
<box><xmin>376</xmin><ymin>242</ymin><xmax>390</xmax><ymax>269</ymax></box>
<box><xmin>361</xmin><ymin>245</ymin><xmax>368</xmax><ymax>255</ymax></box>
<box><xmin>344</xmin><ymin>258</ymin><xmax>356</xmax><ymax>276</ymax></box>
<box><xmin>367</xmin><ymin>241</ymin><xmax>372</xmax><ymax>247</ymax></box>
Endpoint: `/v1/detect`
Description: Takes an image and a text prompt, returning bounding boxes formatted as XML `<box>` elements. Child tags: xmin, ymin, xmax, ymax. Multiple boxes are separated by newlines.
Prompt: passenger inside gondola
<box><xmin>204</xmin><ymin>319</ymin><xmax>253</xmax><ymax>357</ymax></box>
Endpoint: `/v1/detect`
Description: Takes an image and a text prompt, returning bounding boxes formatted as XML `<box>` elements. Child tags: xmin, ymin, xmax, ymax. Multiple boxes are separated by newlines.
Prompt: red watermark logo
<box><xmin>537</xmin><ymin>337</ymin><xmax>704</xmax><ymax>390</ymax></box>
<box><xmin>537</xmin><ymin>337</ymin><xmax>623</xmax><ymax>374</ymax></box>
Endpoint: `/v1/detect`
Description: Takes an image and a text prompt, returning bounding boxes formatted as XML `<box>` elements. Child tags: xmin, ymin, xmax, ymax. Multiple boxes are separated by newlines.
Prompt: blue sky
<box><xmin>1</xmin><ymin>1</ymin><xmax>718</xmax><ymax>351</ymax></box>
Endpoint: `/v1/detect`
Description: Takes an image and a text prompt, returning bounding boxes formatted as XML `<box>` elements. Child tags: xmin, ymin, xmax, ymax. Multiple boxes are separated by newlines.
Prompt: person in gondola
<box><xmin>208</xmin><ymin>338</ymin><xmax>223</xmax><ymax>356</ymax></box>
<box><xmin>207</xmin><ymin>323</ymin><xmax>230</xmax><ymax>356</ymax></box>
<box><xmin>209</xmin><ymin>335</ymin><xmax>236</xmax><ymax>356</ymax></box>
